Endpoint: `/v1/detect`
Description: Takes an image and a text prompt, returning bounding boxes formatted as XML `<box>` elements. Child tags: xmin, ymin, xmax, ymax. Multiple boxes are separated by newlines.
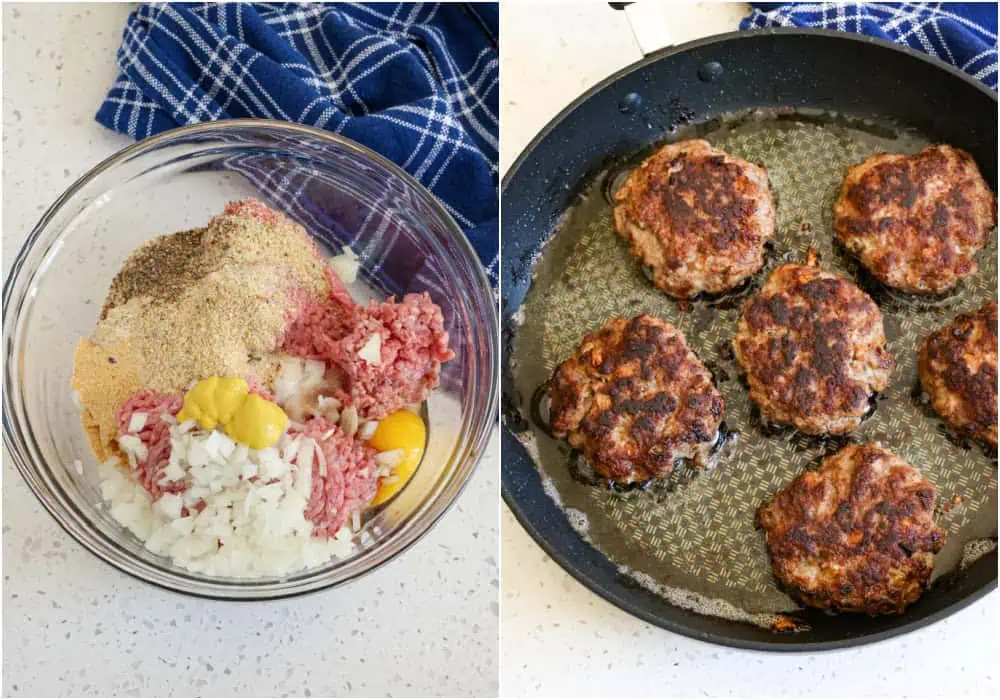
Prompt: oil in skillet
<box><xmin>510</xmin><ymin>107</ymin><xmax>997</xmax><ymax>621</ymax></box>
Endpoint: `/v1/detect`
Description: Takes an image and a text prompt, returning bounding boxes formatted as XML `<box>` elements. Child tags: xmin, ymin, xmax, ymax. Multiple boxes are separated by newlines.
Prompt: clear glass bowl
<box><xmin>2</xmin><ymin>120</ymin><xmax>498</xmax><ymax>598</ymax></box>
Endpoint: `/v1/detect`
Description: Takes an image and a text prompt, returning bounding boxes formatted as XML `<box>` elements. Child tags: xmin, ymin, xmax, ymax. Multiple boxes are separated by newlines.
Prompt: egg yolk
<box><xmin>177</xmin><ymin>377</ymin><xmax>288</xmax><ymax>449</ymax></box>
<box><xmin>368</xmin><ymin>409</ymin><xmax>426</xmax><ymax>507</ymax></box>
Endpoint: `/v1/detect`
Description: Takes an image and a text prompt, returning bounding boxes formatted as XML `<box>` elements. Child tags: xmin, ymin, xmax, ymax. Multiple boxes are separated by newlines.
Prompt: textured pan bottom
<box><xmin>509</xmin><ymin>111</ymin><xmax>998</xmax><ymax>624</ymax></box>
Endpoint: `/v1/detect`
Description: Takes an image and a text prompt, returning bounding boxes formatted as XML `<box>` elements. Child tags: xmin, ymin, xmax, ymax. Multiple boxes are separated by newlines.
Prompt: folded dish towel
<box><xmin>741</xmin><ymin>2</ymin><xmax>998</xmax><ymax>90</ymax></box>
<box><xmin>96</xmin><ymin>2</ymin><xmax>499</xmax><ymax>284</ymax></box>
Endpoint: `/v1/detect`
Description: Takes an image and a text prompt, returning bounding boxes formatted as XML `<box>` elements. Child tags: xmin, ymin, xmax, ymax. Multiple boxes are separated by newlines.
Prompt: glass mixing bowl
<box><xmin>3</xmin><ymin>120</ymin><xmax>498</xmax><ymax>598</ymax></box>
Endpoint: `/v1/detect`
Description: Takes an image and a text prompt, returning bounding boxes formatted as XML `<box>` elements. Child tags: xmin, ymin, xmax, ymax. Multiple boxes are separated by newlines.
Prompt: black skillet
<box><xmin>501</xmin><ymin>28</ymin><xmax>998</xmax><ymax>651</ymax></box>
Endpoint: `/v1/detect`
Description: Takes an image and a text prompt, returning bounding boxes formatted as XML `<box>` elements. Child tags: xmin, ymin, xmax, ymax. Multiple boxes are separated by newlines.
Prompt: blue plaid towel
<box><xmin>96</xmin><ymin>2</ymin><xmax>499</xmax><ymax>285</ymax></box>
<box><xmin>742</xmin><ymin>2</ymin><xmax>998</xmax><ymax>90</ymax></box>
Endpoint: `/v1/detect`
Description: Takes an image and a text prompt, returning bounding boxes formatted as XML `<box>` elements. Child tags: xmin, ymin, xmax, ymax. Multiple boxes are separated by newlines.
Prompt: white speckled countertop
<box><xmin>500</xmin><ymin>2</ymin><xmax>998</xmax><ymax>697</ymax></box>
<box><xmin>2</xmin><ymin>4</ymin><xmax>498</xmax><ymax>697</ymax></box>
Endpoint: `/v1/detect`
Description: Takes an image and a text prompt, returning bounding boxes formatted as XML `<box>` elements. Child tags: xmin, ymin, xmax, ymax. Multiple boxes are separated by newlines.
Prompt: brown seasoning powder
<box><xmin>72</xmin><ymin>206</ymin><xmax>333</xmax><ymax>454</ymax></box>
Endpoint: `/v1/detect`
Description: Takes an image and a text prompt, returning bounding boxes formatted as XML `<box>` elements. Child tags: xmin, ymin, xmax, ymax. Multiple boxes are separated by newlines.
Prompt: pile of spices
<box><xmin>73</xmin><ymin>201</ymin><xmax>333</xmax><ymax>458</ymax></box>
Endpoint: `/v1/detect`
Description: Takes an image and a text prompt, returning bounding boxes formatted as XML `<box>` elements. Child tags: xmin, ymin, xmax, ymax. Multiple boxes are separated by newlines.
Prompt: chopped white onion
<box><xmin>375</xmin><ymin>449</ymin><xmax>405</xmax><ymax>469</ymax></box>
<box><xmin>156</xmin><ymin>493</ymin><xmax>184</xmax><ymax>520</ymax></box>
<box><xmin>340</xmin><ymin>405</ymin><xmax>359</xmax><ymax>438</ymax></box>
<box><xmin>314</xmin><ymin>439</ymin><xmax>327</xmax><ymax>476</ymax></box>
<box><xmin>358</xmin><ymin>334</ymin><xmax>381</xmax><ymax>365</ymax></box>
<box><xmin>94</xmin><ymin>352</ymin><xmax>373</xmax><ymax>577</ymax></box>
<box><xmin>303</xmin><ymin>359</ymin><xmax>326</xmax><ymax>386</ymax></box>
<box><xmin>317</xmin><ymin>395</ymin><xmax>341</xmax><ymax>424</ymax></box>
<box><xmin>127</xmin><ymin>412</ymin><xmax>148</xmax><ymax>433</ymax></box>
<box><xmin>328</xmin><ymin>245</ymin><xmax>361</xmax><ymax>284</ymax></box>
<box><xmin>359</xmin><ymin>421</ymin><xmax>378</xmax><ymax>441</ymax></box>
<box><xmin>118</xmin><ymin>434</ymin><xmax>147</xmax><ymax>462</ymax></box>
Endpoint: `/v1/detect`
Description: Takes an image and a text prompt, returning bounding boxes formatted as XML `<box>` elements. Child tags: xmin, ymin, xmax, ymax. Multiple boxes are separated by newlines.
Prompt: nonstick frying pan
<box><xmin>501</xmin><ymin>29</ymin><xmax>998</xmax><ymax>651</ymax></box>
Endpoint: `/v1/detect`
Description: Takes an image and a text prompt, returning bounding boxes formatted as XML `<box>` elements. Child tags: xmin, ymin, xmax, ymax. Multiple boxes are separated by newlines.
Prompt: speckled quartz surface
<box><xmin>500</xmin><ymin>2</ymin><xmax>999</xmax><ymax>697</ymax></box>
<box><xmin>2</xmin><ymin>4</ymin><xmax>498</xmax><ymax>697</ymax></box>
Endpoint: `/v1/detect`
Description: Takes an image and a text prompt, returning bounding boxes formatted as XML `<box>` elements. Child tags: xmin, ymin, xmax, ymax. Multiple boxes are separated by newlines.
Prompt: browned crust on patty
<box><xmin>733</xmin><ymin>251</ymin><xmax>895</xmax><ymax>435</ymax></box>
<box><xmin>833</xmin><ymin>144</ymin><xmax>997</xmax><ymax>294</ymax></box>
<box><xmin>613</xmin><ymin>139</ymin><xmax>776</xmax><ymax>299</ymax></box>
<box><xmin>757</xmin><ymin>443</ymin><xmax>944</xmax><ymax>615</ymax></box>
<box><xmin>547</xmin><ymin>314</ymin><xmax>724</xmax><ymax>483</ymax></box>
<box><xmin>919</xmin><ymin>301</ymin><xmax>998</xmax><ymax>446</ymax></box>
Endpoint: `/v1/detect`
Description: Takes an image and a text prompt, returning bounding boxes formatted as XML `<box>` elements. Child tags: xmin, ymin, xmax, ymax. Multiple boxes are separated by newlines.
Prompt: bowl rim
<box><xmin>2</xmin><ymin>118</ymin><xmax>499</xmax><ymax>600</ymax></box>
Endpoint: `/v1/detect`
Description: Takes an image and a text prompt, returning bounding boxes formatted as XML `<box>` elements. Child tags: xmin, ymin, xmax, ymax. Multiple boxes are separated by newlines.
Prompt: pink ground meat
<box><xmin>282</xmin><ymin>280</ymin><xmax>454</xmax><ymax>420</ymax></box>
<box><xmin>329</xmin><ymin>293</ymin><xmax>454</xmax><ymax>419</ymax></box>
<box><xmin>114</xmin><ymin>391</ymin><xmax>184</xmax><ymax>499</ymax></box>
<box><xmin>220</xmin><ymin>198</ymin><xmax>280</xmax><ymax>226</ymax></box>
<box><xmin>295</xmin><ymin>417</ymin><xmax>380</xmax><ymax>537</ymax></box>
<box><xmin>282</xmin><ymin>268</ymin><xmax>360</xmax><ymax>359</ymax></box>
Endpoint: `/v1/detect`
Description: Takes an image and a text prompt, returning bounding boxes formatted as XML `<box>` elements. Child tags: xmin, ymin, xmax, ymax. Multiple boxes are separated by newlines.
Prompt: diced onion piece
<box><xmin>318</xmin><ymin>395</ymin><xmax>341</xmax><ymax>411</ymax></box>
<box><xmin>280</xmin><ymin>436</ymin><xmax>302</xmax><ymax>464</ymax></box>
<box><xmin>275</xmin><ymin>358</ymin><xmax>304</xmax><ymax>405</ymax></box>
<box><xmin>296</xmin><ymin>439</ymin><xmax>315</xmax><ymax>470</ymax></box>
<box><xmin>357</xmin><ymin>334</ymin><xmax>381</xmax><ymax>365</ymax></box>
<box><xmin>156</xmin><ymin>493</ymin><xmax>184</xmax><ymax>520</ymax></box>
<box><xmin>158</xmin><ymin>462</ymin><xmax>186</xmax><ymax>485</ymax></box>
<box><xmin>328</xmin><ymin>245</ymin><xmax>361</xmax><ymax>284</ymax></box>
<box><xmin>375</xmin><ymin>449</ymin><xmax>405</xmax><ymax>469</ymax></box>
<box><xmin>128</xmin><ymin>412</ymin><xmax>148</xmax><ymax>433</ymax></box>
<box><xmin>118</xmin><ymin>434</ymin><xmax>148</xmax><ymax>461</ymax></box>
<box><xmin>315</xmin><ymin>442</ymin><xmax>327</xmax><ymax>477</ymax></box>
<box><xmin>317</xmin><ymin>395</ymin><xmax>341</xmax><ymax>424</ymax></box>
<box><xmin>359</xmin><ymin>421</ymin><xmax>378</xmax><ymax>441</ymax></box>
<box><xmin>340</xmin><ymin>406</ymin><xmax>359</xmax><ymax>438</ymax></box>
<box><xmin>303</xmin><ymin>359</ymin><xmax>326</xmax><ymax>387</ymax></box>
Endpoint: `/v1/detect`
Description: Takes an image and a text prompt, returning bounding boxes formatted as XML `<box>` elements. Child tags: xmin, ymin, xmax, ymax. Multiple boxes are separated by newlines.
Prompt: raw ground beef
<box><xmin>220</xmin><ymin>198</ymin><xmax>280</xmax><ymax>226</ymax></box>
<box><xmin>283</xmin><ymin>268</ymin><xmax>360</xmax><ymax>359</ymax></box>
<box><xmin>114</xmin><ymin>391</ymin><xmax>184</xmax><ymax>499</ymax></box>
<box><xmin>329</xmin><ymin>293</ymin><xmax>454</xmax><ymax>419</ymax></box>
<box><xmin>296</xmin><ymin>417</ymin><xmax>380</xmax><ymax>537</ymax></box>
<box><xmin>282</xmin><ymin>276</ymin><xmax>454</xmax><ymax>420</ymax></box>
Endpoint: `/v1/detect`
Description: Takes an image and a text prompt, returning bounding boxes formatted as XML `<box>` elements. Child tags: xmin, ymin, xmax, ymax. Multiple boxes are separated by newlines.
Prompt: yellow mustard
<box><xmin>226</xmin><ymin>393</ymin><xmax>287</xmax><ymax>450</ymax></box>
<box><xmin>177</xmin><ymin>377</ymin><xmax>287</xmax><ymax>449</ymax></box>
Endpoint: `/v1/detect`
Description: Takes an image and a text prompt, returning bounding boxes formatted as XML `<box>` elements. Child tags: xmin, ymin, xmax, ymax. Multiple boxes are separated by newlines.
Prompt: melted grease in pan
<box><xmin>508</xmin><ymin>110</ymin><xmax>999</xmax><ymax>626</ymax></box>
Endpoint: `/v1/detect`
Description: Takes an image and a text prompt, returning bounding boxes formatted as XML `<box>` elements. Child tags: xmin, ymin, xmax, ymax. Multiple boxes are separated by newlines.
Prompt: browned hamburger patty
<box><xmin>733</xmin><ymin>250</ymin><xmax>895</xmax><ymax>435</ymax></box>
<box><xmin>757</xmin><ymin>443</ymin><xmax>944</xmax><ymax>615</ymax></box>
<box><xmin>918</xmin><ymin>301</ymin><xmax>998</xmax><ymax>446</ymax></box>
<box><xmin>833</xmin><ymin>144</ymin><xmax>997</xmax><ymax>294</ymax></box>
<box><xmin>547</xmin><ymin>314</ymin><xmax>724</xmax><ymax>484</ymax></box>
<box><xmin>613</xmin><ymin>139</ymin><xmax>776</xmax><ymax>299</ymax></box>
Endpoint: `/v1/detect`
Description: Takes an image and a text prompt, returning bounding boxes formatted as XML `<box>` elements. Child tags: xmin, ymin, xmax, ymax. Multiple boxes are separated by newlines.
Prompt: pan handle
<box><xmin>620</xmin><ymin>1</ymin><xmax>750</xmax><ymax>56</ymax></box>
